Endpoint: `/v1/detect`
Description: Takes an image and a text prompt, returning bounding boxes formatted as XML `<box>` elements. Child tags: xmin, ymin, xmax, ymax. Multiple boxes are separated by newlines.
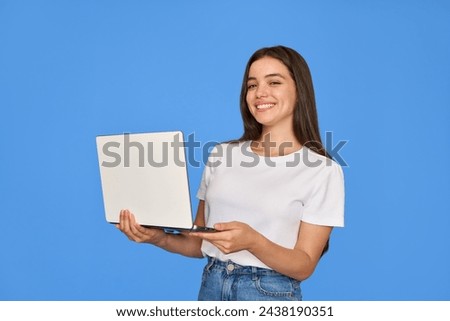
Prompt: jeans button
<box><xmin>226</xmin><ymin>263</ymin><xmax>235</xmax><ymax>272</ymax></box>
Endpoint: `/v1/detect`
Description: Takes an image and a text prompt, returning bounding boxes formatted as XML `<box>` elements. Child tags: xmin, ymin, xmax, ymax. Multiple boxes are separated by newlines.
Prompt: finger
<box><xmin>134</xmin><ymin>223</ymin><xmax>151</xmax><ymax>236</ymax></box>
<box><xmin>208</xmin><ymin>241</ymin><xmax>230</xmax><ymax>254</ymax></box>
<box><xmin>190</xmin><ymin>232</ymin><xmax>209</xmax><ymax>239</ymax></box>
<box><xmin>128</xmin><ymin>214</ymin><xmax>157</xmax><ymax>243</ymax></box>
<box><xmin>119</xmin><ymin>210</ymin><xmax>140</xmax><ymax>241</ymax></box>
<box><xmin>120</xmin><ymin>209</ymin><xmax>132</xmax><ymax>232</ymax></box>
<box><xmin>118</xmin><ymin>210</ymin><xmax>125</xmax><ymax>231</ymax></box>
<box><xmin>214</xmin><ymin>221</ymin><xmax>238</xmax><ymax>231</ymax></box>
<box><xmin>129</xmin><ymin>217</ymin><xmax>145</xmax><ymax>241</ymax></box>
<box><xmin>191</xmin><ymin>234</ymin><xmax>231</xmax><ymax>253</ymax></box>
<box><xmin>191</xmin><ymin>231</ymin><xmax>225</xmax><ymax>242</ymax></box>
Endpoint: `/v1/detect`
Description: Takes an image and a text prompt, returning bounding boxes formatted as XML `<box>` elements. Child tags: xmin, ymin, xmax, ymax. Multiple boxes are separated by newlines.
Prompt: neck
<box><xmin>252</xmin><ymin>127</ymin><xmax>301</xmax><ymax>156</ymax></box>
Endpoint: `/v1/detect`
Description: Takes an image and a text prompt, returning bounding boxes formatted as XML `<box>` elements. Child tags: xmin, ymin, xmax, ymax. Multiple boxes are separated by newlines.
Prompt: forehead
<box><xmin>248</xmin><ymin>56</ymin><xmax>291</xmax><ymax>78</ymax></box>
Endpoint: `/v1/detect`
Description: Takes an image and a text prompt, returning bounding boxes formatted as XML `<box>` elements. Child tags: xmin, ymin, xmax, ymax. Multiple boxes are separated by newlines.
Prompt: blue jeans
<box><xmin>198</xmin><ymin>256</ymin><xmax>302</xmax><ymax>301</ymax></box>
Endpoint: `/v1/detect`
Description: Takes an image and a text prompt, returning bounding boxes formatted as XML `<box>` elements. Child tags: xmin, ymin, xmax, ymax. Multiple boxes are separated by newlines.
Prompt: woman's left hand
<box><xmin>190</xmin><ymin>221</ymin><xmax>260</xmax><ymax>254</ymax></box>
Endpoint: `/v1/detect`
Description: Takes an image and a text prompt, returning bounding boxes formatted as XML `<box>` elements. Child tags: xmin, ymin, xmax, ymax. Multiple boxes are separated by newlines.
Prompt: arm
<box><xmin>191</xmin><ymin>220</ymin><xmax>332</xmax><ymax>280</ymax></box>
<box><xmin>116</xmin><ymin>200</ymin><xmax>206</xmax><ymax>258</ymax></box>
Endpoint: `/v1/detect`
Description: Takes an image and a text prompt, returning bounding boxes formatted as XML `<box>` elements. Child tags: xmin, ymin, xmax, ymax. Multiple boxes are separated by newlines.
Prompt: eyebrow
<box><xmin>247</xmin><ymin>73</ymin><xmax>286</xmax><ymax>81</ymax></box>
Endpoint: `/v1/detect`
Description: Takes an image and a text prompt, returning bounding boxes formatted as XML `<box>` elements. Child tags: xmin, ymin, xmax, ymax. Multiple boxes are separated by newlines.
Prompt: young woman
<box><xmin>117</xmin><ymin>46</ymin><xmax>345</xmax><ymax>301</ymax></box>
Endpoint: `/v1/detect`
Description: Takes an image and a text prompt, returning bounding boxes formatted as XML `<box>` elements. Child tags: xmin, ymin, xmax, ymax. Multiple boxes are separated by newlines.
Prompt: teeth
<box><xmin>256</xmin><ymin>104</ymin><xmax>275</xmax><ymax>109</ymax></box>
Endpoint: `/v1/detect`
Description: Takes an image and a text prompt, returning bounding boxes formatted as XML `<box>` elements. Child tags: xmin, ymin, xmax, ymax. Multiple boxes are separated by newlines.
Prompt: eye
<box><xmin>247</xmin><ymin>83</ymin><xmax>257</xmax><ymax>90</ymax></box>
<box><xmin>269</xmin><ymin>81</ymin><xmax>281</xmax><ymax>86</ymax></box>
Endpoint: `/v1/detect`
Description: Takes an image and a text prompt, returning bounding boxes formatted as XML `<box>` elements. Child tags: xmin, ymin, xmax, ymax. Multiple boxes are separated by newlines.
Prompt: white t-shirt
<box><xmin>196</xmin><ymin>141</ymin><xmax>345</xmax><ymax>269</ymax></box>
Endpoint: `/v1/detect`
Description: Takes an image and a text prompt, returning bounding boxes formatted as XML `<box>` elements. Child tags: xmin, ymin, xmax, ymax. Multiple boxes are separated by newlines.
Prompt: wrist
<box><xmin>151</xmin><ymin>229</ymin><xmax>169</xmax><ymax>248</ymax></box>
<box><xmin>247</xmin><ymin>229</ymin><xmax>266</xmax><ymax>253</ymax></box>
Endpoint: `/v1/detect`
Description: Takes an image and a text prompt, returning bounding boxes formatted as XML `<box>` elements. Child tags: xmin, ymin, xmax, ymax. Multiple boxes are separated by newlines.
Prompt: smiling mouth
<box><xmin>256</xmin><ymin>103</ymin><xmax>275</xmax><ymax>110</ymax></box>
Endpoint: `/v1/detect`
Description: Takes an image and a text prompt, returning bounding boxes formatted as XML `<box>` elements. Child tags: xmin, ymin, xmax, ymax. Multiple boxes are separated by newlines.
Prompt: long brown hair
<box><xmin>238</xmin><ymin>45</ymin><xmax>330</xmax><ymax>159</ymax></box>
<box><xmin>238</xmin><ymin>46</ymin><xmax>331</xmax><ymax>255</ymax></box>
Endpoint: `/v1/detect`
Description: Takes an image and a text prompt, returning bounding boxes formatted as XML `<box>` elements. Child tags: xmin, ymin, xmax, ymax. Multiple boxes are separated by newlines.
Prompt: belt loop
<box><xmin>251</xmin><ymin>266</ymin><xmax>258</xmax><ymax>281</ymax></box>
<box><xmin>205</xmin><ymin>256</ymin><xmax>215</xmax><ymax>271</ymax></box>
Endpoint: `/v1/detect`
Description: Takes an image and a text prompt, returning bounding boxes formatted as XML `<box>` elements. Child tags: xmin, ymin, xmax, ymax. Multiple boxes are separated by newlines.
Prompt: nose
<box><xmin>255</xmin><ymin>83</ymin><xmax>268</xmax><ymax>98</ymax></box>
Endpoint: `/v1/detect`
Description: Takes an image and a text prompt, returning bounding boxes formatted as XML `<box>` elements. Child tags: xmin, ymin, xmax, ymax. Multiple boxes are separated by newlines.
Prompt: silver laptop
<box><xmin>96</xmin><ymin>131</ymin><xmax>215</xmax><ymax>232</ymax></box>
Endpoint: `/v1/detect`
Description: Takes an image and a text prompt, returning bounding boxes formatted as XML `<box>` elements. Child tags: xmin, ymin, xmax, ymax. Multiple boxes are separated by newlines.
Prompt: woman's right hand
<box><xmin>116</xmin><ymin>209</ymin><xmax>167</xmax><ymax>245</ymax></box>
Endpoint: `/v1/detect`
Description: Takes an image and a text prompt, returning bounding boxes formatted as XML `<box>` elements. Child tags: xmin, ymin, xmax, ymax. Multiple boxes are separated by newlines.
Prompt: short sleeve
<box><xmin>196</xmin><ymin>167</ymin><xmax>209</xmax><ymax>201</ymax></box>
<box><xmin>196</xmin><ymin>144</ymin><xmax>221</xmax><ymax>200</ymax></box>
<box><xmin>301</xmin><ymin>161</ymin><xmax>345</xmax><ymax>227</ymax></box>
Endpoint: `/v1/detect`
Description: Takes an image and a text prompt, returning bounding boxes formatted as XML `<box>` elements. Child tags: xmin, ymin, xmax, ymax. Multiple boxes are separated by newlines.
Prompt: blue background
<box><xmin>1</xmin><ymin>0</ymin><xmax>449</xmax><ymax>300</ymax></box>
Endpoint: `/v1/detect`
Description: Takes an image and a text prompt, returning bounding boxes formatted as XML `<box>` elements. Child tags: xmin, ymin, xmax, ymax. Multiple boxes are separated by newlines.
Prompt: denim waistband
<box><xmin>206</xmin><ymin>256</ymin><xmax>284</xmax><ymax>276</ymax></box>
